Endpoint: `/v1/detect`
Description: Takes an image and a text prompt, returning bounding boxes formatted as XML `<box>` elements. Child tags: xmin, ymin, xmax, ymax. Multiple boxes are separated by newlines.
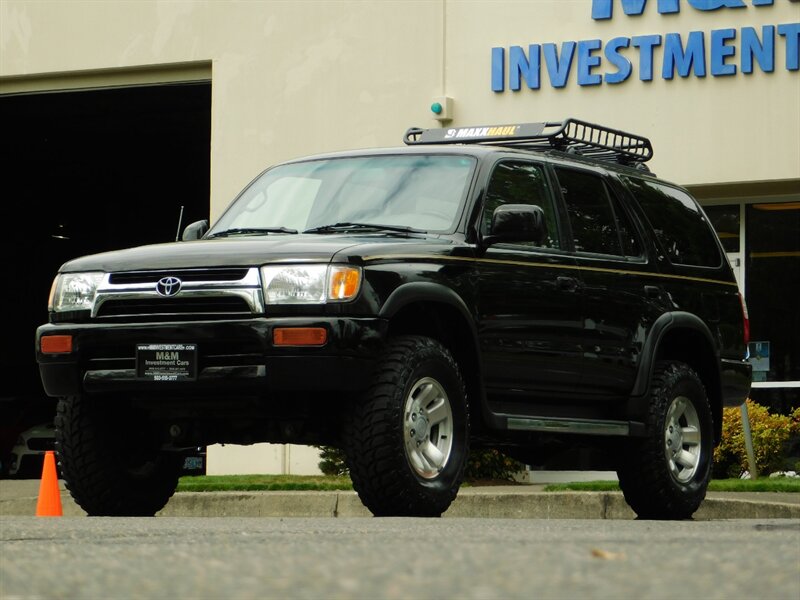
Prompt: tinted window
<box><xmin>482</xmin><ymin>161</ymin><xmax>560</xmax><ymax>249</ymax></box>
<box><xmin>556</xmin><ymin>168</ymin><xmax>640</xmax><ymax>257</ymax></box>
<box><xmin>610</xmin><ymin>191</ymin><xmax>642</xmax><ymax>257</ymax></box>
<box><xmin>624</xmin><ymin>177</ymin><xmax>721</xmax><ymax>267</ymax></box>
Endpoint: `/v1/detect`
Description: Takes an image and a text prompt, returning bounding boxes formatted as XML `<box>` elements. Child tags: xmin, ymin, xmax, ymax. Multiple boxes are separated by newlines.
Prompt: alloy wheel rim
<box><xmin>403</xmin><ymin>377</ymin><xmax>454</xmax><ymax>479</ymax></box>
<box><xmin>664</xmin><ymin>395</ymin><xmax>702</xmax><ymax>484</ymax></box>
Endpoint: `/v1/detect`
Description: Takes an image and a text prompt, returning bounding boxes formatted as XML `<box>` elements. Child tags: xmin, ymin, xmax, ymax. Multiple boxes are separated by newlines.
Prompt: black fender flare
<box><xmin>630</xmin><ymin>311</ymin><xmax>721</xmax><ymax>422</ymax></box>
<box><xmin>379</xmin><ymin>282</ymin><xmax>495</xmax><ymax>425</ymax></box>
<box><xmin>379</xmin><ymin>282</ymin><xmax>477</xmax><ymax>331</ymax></box>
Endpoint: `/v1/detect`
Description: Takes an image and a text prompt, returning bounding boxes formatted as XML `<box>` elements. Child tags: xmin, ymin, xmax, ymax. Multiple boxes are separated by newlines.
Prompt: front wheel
<box><xmin>617</xmin><ymin>361</ymin><xmax>714</xmax><ymax>520</ymax></box>
<box><xmin>55</xmin><ymin>395</ymin><xmax>183</xmax><ymax>516</ymax></box>
<box><xmin>344</xmin><ymin>335</ymin><xmax>470</xmax><ymax>517</ymax></box>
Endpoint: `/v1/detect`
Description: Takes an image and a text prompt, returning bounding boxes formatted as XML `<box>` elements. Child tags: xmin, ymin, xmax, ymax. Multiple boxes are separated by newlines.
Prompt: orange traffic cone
<box><xmin>35</xmin><ymin>450</ymin><xmax>63</xmax><ymax>517</ymax></box>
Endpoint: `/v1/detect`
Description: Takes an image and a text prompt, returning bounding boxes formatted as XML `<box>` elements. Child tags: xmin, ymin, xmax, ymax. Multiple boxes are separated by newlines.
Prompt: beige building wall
<box><xmin>206</xmin><ymin>443</ymin><xmax>323</xmax><ymax>476</ymax></box>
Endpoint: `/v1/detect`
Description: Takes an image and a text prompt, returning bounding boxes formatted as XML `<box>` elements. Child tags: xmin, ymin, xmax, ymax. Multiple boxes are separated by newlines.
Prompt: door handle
<box><xmin>557</xmin><ymin>276</ymin><xmax>579</xmax><ymax>292</ymax></box>
<box><xmin>644</xmin><ymin>285</ymin><xmax>661</xmax><ymax>299</ymax></box>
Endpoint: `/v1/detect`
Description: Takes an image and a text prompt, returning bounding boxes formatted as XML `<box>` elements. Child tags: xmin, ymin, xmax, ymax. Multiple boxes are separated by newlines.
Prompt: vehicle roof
<box><xmin>279</xmin><ymin>143</ymin><xmax>664</xmax><ymax>183</ymax></box>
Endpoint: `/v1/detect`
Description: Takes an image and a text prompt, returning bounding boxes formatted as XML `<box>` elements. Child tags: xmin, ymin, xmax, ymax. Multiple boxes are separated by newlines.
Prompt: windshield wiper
<box><xmin>207</xmin><ymin>227</ymin><xmax>298</xmax><ymax>238</ymax></box>
<box><xmin>303</xmin><ymin>222</ymin><xmax>423</xmax><ymax>234</ymax></box>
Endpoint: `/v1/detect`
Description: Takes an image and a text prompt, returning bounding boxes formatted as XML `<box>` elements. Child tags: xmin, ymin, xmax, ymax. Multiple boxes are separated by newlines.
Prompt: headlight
<box><xmin>260</xmin><ymin>264</ymin><xmax>362</xmax><ymax>304</ymax></box>
<box><xmin>49</xmin><ymin>272</ymin><xmax>104</xmax><ymax>312</ymax></box>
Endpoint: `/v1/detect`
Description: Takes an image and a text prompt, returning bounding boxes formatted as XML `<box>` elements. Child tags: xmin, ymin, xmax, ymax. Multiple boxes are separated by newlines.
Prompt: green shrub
<box><xmin>317</xmin><ymin>445</ymin><xmax>525</xmax><ymax>481</ymax></box>
<box><xmin>713</xmin><ymin>400</ymin><xmax>800</xmax><ymax>478</ymax></box>
<box><xmin>464</xmin><ymin>448</ymin><xmax>525</xmax><ymax>482</ymax></box>
<box><xmin>316</xmin><ymin>446</ymin><xmax>349</xmax><ymax>476</ymax></box>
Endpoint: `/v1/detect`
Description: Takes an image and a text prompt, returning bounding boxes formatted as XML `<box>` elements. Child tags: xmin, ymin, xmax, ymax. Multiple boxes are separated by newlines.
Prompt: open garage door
<box><xmin>0</xmin><ymin>81</ymin><xmax>211</xmax><ymax>475</ymax></box>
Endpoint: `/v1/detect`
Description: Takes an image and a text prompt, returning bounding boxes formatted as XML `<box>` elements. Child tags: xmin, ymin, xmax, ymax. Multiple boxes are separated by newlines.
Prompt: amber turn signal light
<box><xmin>40</xmin><ymin>335</ymin><xmax>73</xmax><ymax>354</ymax></box>
<box><xmin>329</xmin><ymin>266</ymin><xmax>361</xmax><ymax>301</ymax></box>
<box><xmin>273</xmin><ymin>327</ymin><xmax>328</xmax><ymax>347</ymax></box>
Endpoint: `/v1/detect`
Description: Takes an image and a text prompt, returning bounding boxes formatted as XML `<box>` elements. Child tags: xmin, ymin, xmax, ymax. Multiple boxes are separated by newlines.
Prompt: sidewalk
<box><xmin>2</xmin><ymin>479</ymin><xmax>799</xmax><ymax>519</ymax></box>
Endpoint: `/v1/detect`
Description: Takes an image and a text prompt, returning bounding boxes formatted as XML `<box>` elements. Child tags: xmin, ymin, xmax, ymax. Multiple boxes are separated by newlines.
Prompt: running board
<box><xmin>506</xmin><ymin>416</ymin><xmax>631</xmax><ymax>436</ymax></box>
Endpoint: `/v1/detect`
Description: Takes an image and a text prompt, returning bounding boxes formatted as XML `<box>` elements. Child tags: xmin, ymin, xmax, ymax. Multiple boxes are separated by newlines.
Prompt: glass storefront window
<box><xmin>745</xmin><ymin>201</ymin><xmax>800</xmax><ymax>412</ymax></box>
<box><xmin>706</xmin><ymin>201</ymin><xmax>799</xmax><ymax>413</ymax></box>
<box><xmin>704</xmin><ymin>205</ymin><xmax>740</xmax><ymax>253</ymax></box>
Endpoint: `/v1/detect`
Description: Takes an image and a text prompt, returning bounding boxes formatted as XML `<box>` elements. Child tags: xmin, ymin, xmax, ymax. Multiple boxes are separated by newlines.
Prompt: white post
<box><xmin>282</xmin><ymin>444</ymin><xmax>292</xmax><ymax>475</ymax></box>
<box><xmin>740</xmin><ymin>402</ymin><xmax>759</xmax><ymax>479</ymax></box>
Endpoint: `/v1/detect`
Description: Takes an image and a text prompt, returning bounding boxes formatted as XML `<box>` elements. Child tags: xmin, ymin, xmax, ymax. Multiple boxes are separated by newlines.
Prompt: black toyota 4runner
<box><xmin>36</xmin><ymin>119</ymin><xmax>751</xmax><ymax>519</ymax></box>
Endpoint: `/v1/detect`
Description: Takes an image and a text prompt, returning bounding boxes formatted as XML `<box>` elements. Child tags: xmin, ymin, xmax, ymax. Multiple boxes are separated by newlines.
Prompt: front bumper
<box><xmin>36</xmin><ymin>316</ymin><xmax>388</xmax><ymax>398</ymax></box>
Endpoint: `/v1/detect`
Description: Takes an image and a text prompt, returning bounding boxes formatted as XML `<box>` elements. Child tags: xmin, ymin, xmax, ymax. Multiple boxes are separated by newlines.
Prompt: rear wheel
<box><xmin>55</xmin><ymin>395</ymin><xmax>183</xmax><ymax>516</ymax></box>
<box><xmin>345</xmin><ymin>335</ymin><xmax>469</xmax><ymax>517</ymax></box>
<box><xmin>617</xmin><ymin>361</ymin><xmax>714</xmax><ymax>519</ymax></box>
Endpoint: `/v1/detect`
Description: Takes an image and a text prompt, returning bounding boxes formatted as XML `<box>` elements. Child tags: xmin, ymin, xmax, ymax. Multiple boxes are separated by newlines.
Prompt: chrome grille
<box><xmin>109</xmin><ymin>268</ymin><xmax>250</xmax><ymax>284</ymax></box>
<box><xmin>93</xmin><ymin>267</ymin><xmax>264</xmax><ymax>319</ymax></box>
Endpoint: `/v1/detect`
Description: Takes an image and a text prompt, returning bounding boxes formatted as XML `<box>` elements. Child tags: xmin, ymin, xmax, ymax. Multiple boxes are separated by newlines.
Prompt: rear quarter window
<box><xmin>623</xmin><ymin>176</ymin><xmax>721</xmax><ymax>267</ymax></box>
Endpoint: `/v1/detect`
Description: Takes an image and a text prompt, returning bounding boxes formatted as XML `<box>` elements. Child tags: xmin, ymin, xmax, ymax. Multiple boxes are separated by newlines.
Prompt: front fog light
<box><xmin>51</xmin><ymin>272</ymin><xmax>104</xmax><ymax>312</ymax></box>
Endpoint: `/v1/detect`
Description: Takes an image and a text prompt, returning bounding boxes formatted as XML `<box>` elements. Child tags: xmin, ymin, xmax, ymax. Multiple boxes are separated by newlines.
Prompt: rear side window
<box><xmin>623</xmin><ymin>177</ymin><xmax>721</xmax><ymax>267</ymax></box>
<box><xmin>555</xmin><ymin>167</ymin><xmax>641</xmax><ymax>257</ymax></box>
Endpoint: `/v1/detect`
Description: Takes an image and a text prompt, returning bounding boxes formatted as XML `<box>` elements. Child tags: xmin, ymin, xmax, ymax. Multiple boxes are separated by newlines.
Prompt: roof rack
<box><xmin>403</xmin><ymin>118</ymin><xmax>654</xmax><ymax>167</ymax></box>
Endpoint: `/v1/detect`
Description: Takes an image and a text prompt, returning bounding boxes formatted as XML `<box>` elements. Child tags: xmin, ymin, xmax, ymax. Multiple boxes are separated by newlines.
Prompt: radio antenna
<box><xmin>175</xmin><ymin>205</ymin><xmax>185</xmax><ymax>242</ymax></box>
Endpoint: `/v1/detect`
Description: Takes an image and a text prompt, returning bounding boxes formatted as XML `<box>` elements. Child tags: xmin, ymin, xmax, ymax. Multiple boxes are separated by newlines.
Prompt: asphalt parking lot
<box><xmin>2</xmin><ymin>516</ymin><xmax>799</xmax><ymax>600</ymax></box>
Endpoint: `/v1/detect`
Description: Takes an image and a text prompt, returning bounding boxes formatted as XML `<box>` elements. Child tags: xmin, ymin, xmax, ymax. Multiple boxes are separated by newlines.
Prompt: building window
<box><xmin>704</xmin><ymin>205</ymin><xmax>740</xmax><ymax>254</ymax></box>
<box><xmin>708</xmin><ymin>201</ymin><xmax>799</xmax><ymax>414</ymax></box>
<box><xmin>745</xmin><ymin>202</ymin><xmax>800</xmax><ymax>411</ymax></box>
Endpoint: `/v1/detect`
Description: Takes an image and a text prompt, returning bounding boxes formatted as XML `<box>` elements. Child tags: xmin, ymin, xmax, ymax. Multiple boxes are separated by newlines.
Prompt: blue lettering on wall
<box><xmin>741</xmin><ymin>26</ymin><xmax>775</xmax><ymax>74</ymax></box>
<box><xmin>632</xmin><ymin>34</ymin><xmax>662</xmax><ymax>81</ymax></box>
<box><xmin>592</xmin><ymin>0</ymin><xmax>679</xmax><ymax>19</ymax></box>
<box><xmin>577</xmin><ymin>40</ymin><xmax>603</xmax><ymax>85</ymax></box>
<box><xmin>492</xmin><ymin>1</ymin><xmax>794</xmax><ymax>91</ymax></box>
<box><xmin>604</xmin><ymin>37</ymin><xmax>633</xmax><ymax>84</ymax></box>
<box><xmin>510</xmin><ymin>45</ymin><xmax>541</xmax><ymax>90</ymax></box>
<box><xmin>778</xmin><ymin>23</ymin><xmax>800</xmax><ymax>70</ymax></box>
<box><xmin>711</xmin><ymin>28</ymin><xmax>737</xmax><ymax>76</ymax></box>
<box><xmin>663</xmin><ymin>32</ymin><xmax>706</xmax><ymax>79</ymax></box>
<box><xmin>687</xmin><ymin>0</ymin><xmax>746</xmax><ymax>11</ymax></box>
<box><xmin>491</xmin><ymin>47</ymin><xmax>505</xmax><ymax>92</ymax></box>
<box><xmin>543</xmin><ymin>42</ymin><xmax>577</xmax><ymax>88</ymax></box>
<box><xmin>592</xmin><ymin>0</ymin><xmax>770</xmax><ymax>19</ymax></box>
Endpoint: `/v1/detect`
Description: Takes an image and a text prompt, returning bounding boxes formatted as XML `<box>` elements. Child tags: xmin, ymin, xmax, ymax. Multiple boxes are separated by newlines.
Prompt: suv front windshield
<box><xmin>209</xmin><ymin>154</ymin><xmax>476</xmax><ymax>236</ymax></box>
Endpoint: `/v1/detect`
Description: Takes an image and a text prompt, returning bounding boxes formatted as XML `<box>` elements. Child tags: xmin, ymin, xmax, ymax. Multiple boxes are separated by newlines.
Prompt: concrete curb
<box><xmin>2</xmin><ymin>487</ymin><xmax>799</xmax><ymax>519</ymax></box>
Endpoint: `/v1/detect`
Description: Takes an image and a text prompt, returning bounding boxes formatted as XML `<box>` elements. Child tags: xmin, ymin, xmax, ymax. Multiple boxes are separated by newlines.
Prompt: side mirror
<box><xmin>182</xmin><ymin>220</ymin><xmax>209</xmax><ymax>241</ymax></box>
<box><xmin>483</xmin><ymin>204</ymin><xmax>546</xmax><ymax>247</ymax></box>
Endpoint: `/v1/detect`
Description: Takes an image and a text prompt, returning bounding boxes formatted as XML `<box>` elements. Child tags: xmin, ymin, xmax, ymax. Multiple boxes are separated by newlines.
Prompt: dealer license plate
<box><xmin>136</xmin><ymin>343</ymin><xmax>197</xmax><ymax>381</ymax></box>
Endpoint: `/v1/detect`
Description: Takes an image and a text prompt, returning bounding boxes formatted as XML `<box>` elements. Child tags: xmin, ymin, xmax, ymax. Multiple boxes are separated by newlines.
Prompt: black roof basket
<box><xmin>404</xmin><ymin>118</ymin><xmax>653</xmax><ymax>168</ymax></box>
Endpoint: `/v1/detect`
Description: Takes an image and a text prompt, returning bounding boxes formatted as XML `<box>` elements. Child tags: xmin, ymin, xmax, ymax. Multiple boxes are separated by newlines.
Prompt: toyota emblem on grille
<box><xmin>155</xmin><ymin>277</ymin><xmax>182</xmax><ymax>297</ymax></box>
